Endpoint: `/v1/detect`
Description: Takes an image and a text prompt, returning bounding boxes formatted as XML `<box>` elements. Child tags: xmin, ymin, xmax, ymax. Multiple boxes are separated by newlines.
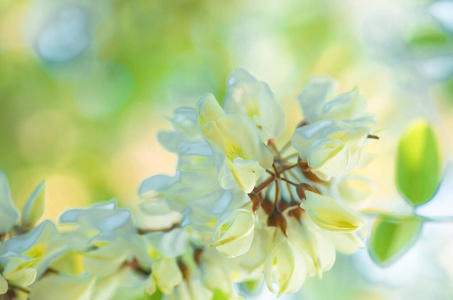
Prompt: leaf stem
<box><xmin>281</xmin><ymin>152</ymin><xmax>299</xmax><ymax>161</ymax></box>
<box><xmin>9</xmin><ymin>283</ymin><xmax>30</xmax><ymax>294</ymax></box>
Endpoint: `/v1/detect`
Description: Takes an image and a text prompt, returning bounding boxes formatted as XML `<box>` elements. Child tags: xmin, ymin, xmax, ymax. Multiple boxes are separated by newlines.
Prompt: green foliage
<box><xmin>241</xmin><ymin>278</ymin><xmax>262</xmax><ymax>295</ymax></box>
<box><xmin>408</xmin><ymin>27</ymin><xmax>451</xmax><ymax>48</ymax></box>
<box><xmin>369</xmin><ymin>215</ymin><xmax>422</xmax><ymax>266</ymax></box>
<box><xmin>396</xmin><ymin>119</ymin><xmax>443</xmax><ymax>206</ymax></box>
<box><xmin>149</xmin><ymin>289</ymin><xmax>162</xmax><ymax>300</ymax></box>
<box><xmin>212</xmin><ymin>289</ymin><xmax>229</xmax><ymax>300</ymax></box>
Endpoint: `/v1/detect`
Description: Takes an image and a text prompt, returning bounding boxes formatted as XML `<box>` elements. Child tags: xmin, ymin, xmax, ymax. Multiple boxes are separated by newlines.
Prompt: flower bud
<box><xmin>152</xmin><ymin>257</ymin><xmax>183</xmax><ymax>294</ymax></box>
<box><xmin>288</xmin><ymin>200</ymin><xmax>304</xmax><ymax>222</ymax></box>
<box><xmin>296</xmin><ymin>183</ymin><xmax>319</xmax><ymax>200</ymax></box>
<box><xmin>298</xmin><ymin>158</ymin><xmax>324</xmax><ymax>182</ymax></box>
<box><xmin>248</xmin><ymin>192</ymin><xmax>262</xmax><ymax>212</ymax></box>
<box><xmin>178</xmin><ymin>260</ymin><xmax>191</xmax><ymax>281</ymax></box>
<box><xmin>211</xmin><ymin>206</ymin><xmax>255</xmax><ymax>257</ymax></box>
<box><xmin>264</xmin><ymin>238</ymin><xmax>307</xmax><ymax>296</ymax></box>
<box><xmin>193</xmin><ymin>248</ymin><xmax>203</xmax><ymax>265</ymax></box>
<box><xmin>301</xmin><ymin>191</ymin><xmax>364</xmax><ymax>232</ymax></box>
<box><xmin>298</xmin><ymin>157</ymin><xmax>310</xmax><ymax>171</ymax></box>
<box><xmin>277</xmin><ymin>199</ymin><xmax>289</xmax><ymax>212</ymax></box>
<box><xmin>261</xmin><ymin>198</ymin><xmax>275</xmax><ymax>215</ymax></box>
<box><xmin>267</xmin><ymin>208</ymin><xmax>287</xmax><ymax>236</ymax></box>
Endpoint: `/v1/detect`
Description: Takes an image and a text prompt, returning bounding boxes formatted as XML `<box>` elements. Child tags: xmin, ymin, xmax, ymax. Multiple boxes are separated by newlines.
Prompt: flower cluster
<box><xmin>0</xmin><ymin>69</ymin><xmax>377</xmax><ymax>299</ymax></box>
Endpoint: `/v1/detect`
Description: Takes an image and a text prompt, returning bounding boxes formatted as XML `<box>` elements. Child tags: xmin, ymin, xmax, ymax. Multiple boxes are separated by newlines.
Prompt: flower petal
<box><xmin>301</xmin><ymin>191</ymin><xmax>364</xmax><ymax>232</ymax></box>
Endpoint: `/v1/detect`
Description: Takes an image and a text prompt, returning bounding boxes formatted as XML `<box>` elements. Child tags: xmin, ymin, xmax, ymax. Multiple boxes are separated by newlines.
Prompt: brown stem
<box><xmin>265</xmin><ymin>169</ymin><xmax>275</xmax><ymax>176</ymax></box>
<box><xmin>254</xmin><ymin>176</ymin><xmax>275</xmax><ymax>193</ymax></box>
<box><xmin>269</xmin><ymin>143</ymin><xmax>281</xmax><ymax>159</ymax></box>
<box><xmin>279</xmin><ymin>177</ymin><xmax>298</xmax><ymax>186</ymax></box>
<box><xmin>287</xmin><ymin>169</ymin><xmax>302</xmax><ymax>184</ymax></box>
<box><xmin>281</xmin><ymin>152</ymin><xmax>299</xmax><ymax>161</ymax></box>
<box><xmin>274</xmin><ymin>180</ymin><xmax>280</xmax><ymax>205</ymax></box>
<box><xmin>272</xmin><ymin>163</ymin><xmax>280</xmax><ymax>178</ymax></box>
<box><xmin>9</xmin><ymin>283</ymin><xmax>30</xmax><ymax>294</ymax></box>
<box><xmin>138</xmin><ymin>222</ymin><xmax>180</xmax><ymax>234</ymax></box>
<box><xmin>279</xmin><ymin>163</ymin><xmax>298</xmax><ymax>173</ymax></box>
<box><xmin>279</xmin><ymin>140</ymin><xmax>292</xmax><ymax>154</ymax></box>
<box><xmin>125</xmin><ymin>259</ymin><xmax>150</xmax><ymax>276</ymax></box>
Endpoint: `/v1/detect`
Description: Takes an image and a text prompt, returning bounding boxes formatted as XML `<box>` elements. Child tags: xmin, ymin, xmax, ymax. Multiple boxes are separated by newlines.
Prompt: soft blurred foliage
<box><xmin>1</xmin><ymin>0</ymin><xmax>453</xmax><ymax>299</ymax></box>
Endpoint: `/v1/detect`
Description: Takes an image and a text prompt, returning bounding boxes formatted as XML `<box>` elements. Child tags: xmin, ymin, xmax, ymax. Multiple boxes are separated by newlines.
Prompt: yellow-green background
<box><xmin>1</xmin><ymin>0</ymin><xmax>453</xmax><ymax>298</ymax></box>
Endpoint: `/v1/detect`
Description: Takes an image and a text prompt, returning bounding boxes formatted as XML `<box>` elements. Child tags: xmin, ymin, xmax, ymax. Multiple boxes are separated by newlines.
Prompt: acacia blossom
<box><xmin>0</xmin><ymin>69</ymin><xmax>377</xmax><ymax>299</ymax></box>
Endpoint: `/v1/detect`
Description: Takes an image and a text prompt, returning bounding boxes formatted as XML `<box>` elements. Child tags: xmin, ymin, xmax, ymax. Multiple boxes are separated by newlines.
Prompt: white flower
<box><xmin>292</xmin><ymin>119</ymin><xmax>374</xmax><ymax>180</ymax></box>
<box><xmin>139</xmin><ymin>165</ymin><xmax>249</xmax><ymax>235</ymax></box>
<box><xmin>263</xmin><ymin>231</ymin><xmax>307</xmax><ymax>296</ymax></box>
<box><xmin>201</xmin><ymin>250</ymin><xmax>237</xmax><ymax>298</ymax></box>
<box><xmin>231</xmin><ymin>226</ymin><xmax>275</xmax><ymax>275</ymax></box>
<box><xmin>211</xmin><ymin>204</ymin><xmax>255</xmax><ymax>258</ymax></box>
<box><xmin>59</xmin><ymin>200</ymin><xmax>136</xmax><ymax>237</ymax></box>
<box><xmin>157</xmin><ymin>108</ymin><xmax>209</xmax><ymax>157</ymax></box>
<box><xmin>297</xmin><ymin>76</ymin><xmax>372</xmax><ymax>123</ymax></box>
<box><xmin>82</xmin><ymin>238</ymin><xmax>131</xmax><ymax>277</ymax></box>
<box><xmin>146</xmin><ymin>228</ymin><xmax>189</xmax><ymax>258</ymax></box>
<box><xmin>128</xmin><ymin>229</ymin><xmax>189</xmax><ymax>296</ymax></box>
<box><xmin>223</xmin><ymin>68</ymin><xmax>286</xmax><ymax>142</ymax></box>
<box><xmin>287</xmin><ymin>217</ymin><xmax>336</xmax><ymax>278</ymax></box>
<box><xmin>29</xmin><ymin>274</ymin><xmax>95</xmax><ymax>300</ymax></box>
<box><xmin>0</xmin><ymin>220</ymin><xmax>67</xmax><ymax>288</ymax></box>
<box><xmin>301</xmin><ymin>191</ymin><xmax>365</xmax><ymax>233</ymax></box>
<box><xmin>197</xmin><ymin>93</ymin><xmax>273</xmax><ymax>193</ymax></box>
<box><xmin>152</xmin><ymin>257</ymin><xmax>183</xmax><ymax>294</ymax></box>
<box><xmin>166</xmin><ymin>270</ymin><xmax>214</xmax><ymax>300</ymax></box>
<box><xmin>0</xmin><ymin>71</ymin><xmax>380</xmax><ymax>298</ymax></box>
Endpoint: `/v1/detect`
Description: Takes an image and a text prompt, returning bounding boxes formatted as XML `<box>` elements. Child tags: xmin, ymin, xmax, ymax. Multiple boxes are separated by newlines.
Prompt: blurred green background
<box><xmin>1</xmin><ymin>0</ymin><xmax>453</xmax><ymax>298</ymax></box>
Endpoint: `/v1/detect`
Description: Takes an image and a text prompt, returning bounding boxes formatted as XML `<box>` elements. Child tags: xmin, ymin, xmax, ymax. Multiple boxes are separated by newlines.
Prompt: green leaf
<box><xmin>244</xmin><ymin>279</ymin><xmax>261</xmax><ymax>292</ymax></box>
<box><xmin>396</xmin><ymin>119</ymin><xmax>443</xmax><ymax>206</ymax></box>
<box><xmin>369</xmin><ymin>215</ymin><xmax>422</xmax><ymax>266</ymax></box>
<box><xmin>212</xmin><ymin>289</ymin><xmax>229</xmax><ymax>300</ymax></box>
<box><xmin>240</xmin><ymin>278</ymin><xmax>263</xmax><ymax>295</ymax></box>
<box><xmin>148</xmin><ymin>289</ymin><xmax>162</xmax><ymax>300</ymax></box>
<box><xmin>408</xmin><ymin>27</ymin><xmax>450</xmax><ymax>48</ymax></box>
<box><xmin>21</xmin><ymin>181</ymin><xmax>45</xmax><ymax>226</ymax></box>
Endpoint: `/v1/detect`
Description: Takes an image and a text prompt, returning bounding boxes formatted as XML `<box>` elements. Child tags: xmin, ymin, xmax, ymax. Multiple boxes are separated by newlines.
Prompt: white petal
<box><xmin>0</xmin><ymin>172</ymin><xmax>20</xmax><ymax>233</ymax></box>
<box><xmin>146</xmin><ymin>228</ymin><xmax>188</xmax><ymax>258</ymax></box>
<box><xmin>264</xmin><ymin>238</ymin><xmax>306</xmax><ymax>296</ymax></box>
<box><xmin>227</xmin><ymin>158</ymin><xmax>265</xmax><ymax>193</ymax></box>
<box><xmin>138</xmin><ymin>175</ymin><xmax>178</xmax><ymax>197</ymax></box>
<box><xmin>82</xmin><ymin>239</ymin><xmax>131</xmax><ymax>276</ymax></box>
<box><xmin>301</xmin><ymin>191</ymin><xmax>364</xmax><ymax>232</ymax></box>
<box><xmin>0</xmin><ymin>275</ymin><xmax>7</xmax><ymax>295</ymax></box>
<box><xmin>322</xmin><ymin>87</ymin><xmax>367</xmax><ymax>120</ymax></box>
<box><xmin>197</xmin><ymin>93</ymin><xmax>224</xmax><ymax>128</ymax></box>
<box><xmin>145</xmin><ymin>275</ymin><xmax>157</xmax><ymax>295</ymax></box>
<box><xmin>297</xmin><ymin>76</ymin><xmax>337</xmax><ymax>123</ymax></box>
<box><xmin>211</xmin><ymin>207</ymin><xmax>255</xmax><ymax>257</ymax></box>
<box><xmin>22</xmin><ymin>181</ymin><xmax>45</xmax><ymax>226</ymax></box>
<box><xmin>224</xmin><ymin>68</ymin><xmax>286</xmax><ymax>141</ymax></box>
<box><xmin>152</xmin><ymin>258</ymin><xmax>183</xmax><ymax>294</ymax></box>
<box><xmin>29</xmin><ymin>274</ymin><xmax>95</xmax><ymax>300</ymax></box>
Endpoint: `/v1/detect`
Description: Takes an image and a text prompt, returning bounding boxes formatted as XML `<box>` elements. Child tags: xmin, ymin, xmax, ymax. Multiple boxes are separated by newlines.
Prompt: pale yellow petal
<box><xmin>0</xmin><ymin>275</ymin><xmax>8</xmax><ymax>295</ymax></box>
<box><xmin>301</xmin><ymin>191</ymin><xmax>364</xmax><ymax>232</ymax></box>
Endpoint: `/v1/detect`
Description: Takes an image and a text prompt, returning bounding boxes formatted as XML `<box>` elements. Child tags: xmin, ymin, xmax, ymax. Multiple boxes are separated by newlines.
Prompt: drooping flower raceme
<box><xmin>0</xmin><ymin>69</ymin><xmax>377</xmax><ymax>299</ymax></box>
